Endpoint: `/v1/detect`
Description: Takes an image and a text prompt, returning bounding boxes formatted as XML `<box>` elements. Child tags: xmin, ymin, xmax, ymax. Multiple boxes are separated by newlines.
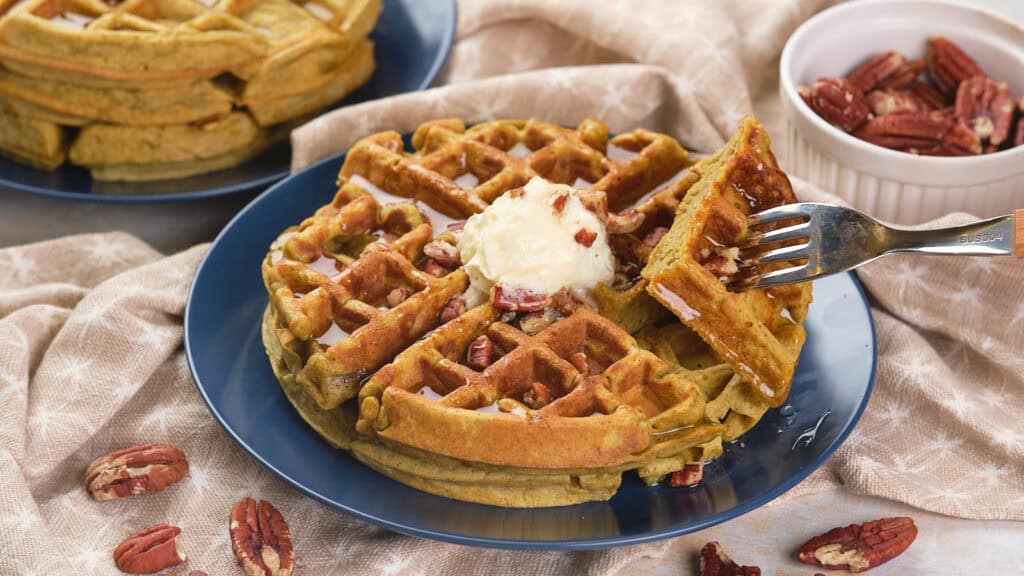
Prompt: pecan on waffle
<box><xmin>0</xmin><ymin>0</ymin><xmax>268</xmax><ymax>85</ymax></box>
<box><xmin>262</xmin><ymin>181</ymin><xmax>469</xmax><ymax>412</ymax></box>
<box><xmin>643</xmin><ymin>116</ymin><xmax>813</xmax><ymax>407</ymax></box>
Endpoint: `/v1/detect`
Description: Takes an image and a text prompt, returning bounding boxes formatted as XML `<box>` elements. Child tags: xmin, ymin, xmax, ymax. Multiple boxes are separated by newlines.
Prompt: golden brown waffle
<box><xmin>262</xmin><ymin>117</ymin><xmax>811</xmax><ymax>507</ymax></box>
<box><xmin>0</xmin><ymin>101</ymin><xmax>66</xmax><ymax>168</ymax></box>
<box><xmin>643</xmin><ymin>116</ymin><xmax>813</xmax><ymax>407</ymax></box>
<box><xmin>0</xmin><ymin>0</ymin><xmax>379</xmax><ymax>178</ymax></box>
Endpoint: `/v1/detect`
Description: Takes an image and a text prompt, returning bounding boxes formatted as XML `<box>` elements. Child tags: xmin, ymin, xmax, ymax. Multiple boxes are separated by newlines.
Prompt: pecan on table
<box><xmin>797</xmin><ymin>516</ymin><xmax>917</xmax><ymax>573</ymax></box>
<box><xmin>85</xmin><ymin>444</ymin><xmax>188</xmax><ymax>501</ymax></box>
<box><xmin>230</xmin><ymin>497</ymin><xmax>295</xmax><ymax>576</ymax></box>
<box><xmin>113</xmin><ymin>524</ymin><xmax>186</xmax><ymax>574</ymax></box>
<box><xmin>699</xmin><ymin>542</ymin><xmax>761</xmax><ymax>576</ymax></box>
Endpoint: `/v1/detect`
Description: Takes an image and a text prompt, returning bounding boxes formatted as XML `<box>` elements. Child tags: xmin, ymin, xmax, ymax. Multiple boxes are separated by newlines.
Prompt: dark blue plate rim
<box><xmin>0</xmin><ymin>1</ymin><xmax>456</xmax><ymax>205</ymax></box>
<box><xmin>184</xmin><ymin>148</ymin><xmax>877</xmax><ymax>550</ymax></box>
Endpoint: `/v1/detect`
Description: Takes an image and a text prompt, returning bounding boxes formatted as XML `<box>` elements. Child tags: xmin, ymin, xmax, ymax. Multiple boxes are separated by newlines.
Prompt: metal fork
<box><xmin>729</xmin><ymin>203</ymin><xmax>1023</xmax><ymax>290</ymax></box>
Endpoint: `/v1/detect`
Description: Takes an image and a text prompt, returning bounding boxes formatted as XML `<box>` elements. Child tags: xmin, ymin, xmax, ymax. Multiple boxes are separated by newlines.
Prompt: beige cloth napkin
<box><xmin>2</xmin><ymin>0</ymin><xmax>1023</xmax><ymax>574</ymax></box>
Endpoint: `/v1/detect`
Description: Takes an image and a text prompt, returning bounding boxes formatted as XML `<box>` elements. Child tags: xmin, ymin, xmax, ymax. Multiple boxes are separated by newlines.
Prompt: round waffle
<box><xmin>261</xmin><ymin>117</ymin><xmax>811</xmax><ymax>507</ymax></box>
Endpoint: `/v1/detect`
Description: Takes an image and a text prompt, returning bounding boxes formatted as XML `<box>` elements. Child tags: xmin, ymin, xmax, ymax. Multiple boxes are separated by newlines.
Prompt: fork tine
<box><xmin>750</xmin><ymin>242</ymin><xmax>812</xmax><ymax>265</ymax></box>
<box><xmin>747</xmin><ymin>202</ymin><xmax>820</xmax><ymax>227</ymax></box>
<box><xmin>739</xmin><ymin>222</ymin><xmax>811</xmax><ymax>249</ymax></box>
<box><xmin>752</xmin><ymin>264</ymin><xmax>816</xmax><ymax>289</ymax></box>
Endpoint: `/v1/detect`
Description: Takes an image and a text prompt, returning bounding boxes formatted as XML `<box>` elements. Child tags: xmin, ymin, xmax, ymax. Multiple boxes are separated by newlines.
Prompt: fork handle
<box><xmin>883</xmin><ymin>211</ymin><xmax>1019</xmax><ymax>257</ymax></box>
<box><xmin>1016</xmin><ymin>209</ymin><xmax>1024</xmax><ymax>258</ymax></box>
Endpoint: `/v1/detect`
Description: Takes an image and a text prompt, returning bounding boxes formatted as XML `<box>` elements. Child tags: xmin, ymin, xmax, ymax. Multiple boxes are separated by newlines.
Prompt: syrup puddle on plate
<box><xmin>792</xmin><ymin>409</ymin><xmax>831</xmax><ymax>450</ymax></box>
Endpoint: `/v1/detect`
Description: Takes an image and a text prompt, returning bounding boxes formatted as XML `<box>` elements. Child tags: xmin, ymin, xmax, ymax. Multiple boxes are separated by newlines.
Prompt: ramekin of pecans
<box><xmin>780</xmin><ymin>0</ymin><xmax>1024</xmax><ymax>225</ymax></box>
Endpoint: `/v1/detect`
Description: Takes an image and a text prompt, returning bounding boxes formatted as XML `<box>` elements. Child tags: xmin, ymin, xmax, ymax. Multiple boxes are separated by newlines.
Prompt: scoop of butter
<box><xmin>457</xmin><ymin>176</ymin><xmax>615</xmax><ymax>301</ymax></box>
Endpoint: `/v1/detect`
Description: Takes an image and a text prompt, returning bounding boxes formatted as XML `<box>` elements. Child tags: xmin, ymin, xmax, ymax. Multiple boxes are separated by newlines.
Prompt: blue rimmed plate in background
<box><xmin>185</xmin><ymin>148</ymin><xmax>877</xmax><ymax>550</ymax></box>
<box><xmin>0</xmin><ymin>0</ymin><xmax>455</xmax><ymax>204</ymax></box>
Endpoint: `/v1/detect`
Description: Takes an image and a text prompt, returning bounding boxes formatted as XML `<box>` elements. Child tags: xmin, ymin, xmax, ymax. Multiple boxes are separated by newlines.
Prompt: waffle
<box><xmin>643</xmin><ymin>117</ymin><xmax>813</xmax><ymax>407</ymax></box>
<box><xmin>0</xmin><ymin>68</ymin><xmax>233</xmax><ymax>125</ymax></box>
<box><xmin>0</xmin><ymin>0</ymin><xmax>379</xmax><ymax>178</ymax></box>
<box><xmin>68</xmin><ymin>111</ymin><xmax>282</xmax><ymax>181</ymax></box>
<box><xmin>0</xmin><ymin>101</ymin><xmax>66</xmax><ymax>168</ymax></box>
<box><xmin>261</xmin><ymin>117</ymin><xmax>811</xmax><ymax>507</ymax></box>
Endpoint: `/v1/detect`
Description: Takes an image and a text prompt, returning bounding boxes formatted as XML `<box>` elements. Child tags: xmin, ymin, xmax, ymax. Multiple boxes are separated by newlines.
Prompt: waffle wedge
<box><xmin>0</xmin><ymin>102</ymin><xmax>67</xmax><ymax>168</ymax></box>
<box><xmin>643</xmin><ymin>116</ymin><xmax>813</xmax><ymax>407</ymax></box>
<box><xmin>261</xmin><ymin>117</ymin><xmax>811</xmax><ymax>507</ymax></box>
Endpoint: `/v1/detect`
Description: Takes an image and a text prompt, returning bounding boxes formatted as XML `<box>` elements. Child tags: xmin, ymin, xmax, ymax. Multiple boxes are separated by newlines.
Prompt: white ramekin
<box><xmin>780</xmin><ymin>0</ymin><xmax>1024</xmax><ymax>224</ymax></box>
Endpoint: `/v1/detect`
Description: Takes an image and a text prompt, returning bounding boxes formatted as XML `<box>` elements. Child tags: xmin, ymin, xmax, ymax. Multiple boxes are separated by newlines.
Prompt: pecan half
<box><xmin>85</xmin><ymin>444</ymin><xmax>188</xmax><ymax>501</ymax></box>
<box><xmin>422</xmin><ymin>240</ymin><xmax>460</xmax><ymax>267</ymax></box>
<box><xmin>804</xmin><ymin>78</ymin><xmax>871</xmax><ymax>132</ymax></box>
<box><xmin>699</xmin><ymin>542</ymin><xmax>761</xmax><ymax>576</ymax></box>
<box><xmin>848</xmin><ymin>51</ymin><xmax>923</xmax><ymax>93</ymax></box>
<box><xmin>928</xmin><ymin>37</ymin><xmax>985</xmax><ymax>95</ymax></box>
<box><xmin>492</xmin><ymin>284</ymin><xmax>547</xmax><ymax>312</ymax></box>
<box><xmin>607</xmin><ymin>209</ymin><xmax>645</xmax><ymax>234</ymax></box>
<box><xmin>230</xmin><ymin>498</ymin><xmax>295</xmax><ymax>576</ymax></box>
<box><xmin>467</xmin><ymin>335</ymin><xmax>495</xmax><ymax>369</ymax></box>
<box><xmin>643</xmin><ymin>226</ymin><xmax>670</xmax><ymax>247</ymax></box>
<box><xmin>797</xmin><ymin>517</ymin><xmax>917</xmax><ymax>573</ymax></box>
<box><xmin>113</xmin><ymin>524</ymin><xmax>186</xmax><ymax>574</ymax></box>
<box><xmin>523</xmin><ymin>382</ymin><xmax>554</xmax><ymax>409</ymax></box>
<box><xmin>669</xmin><ymin>462</ymin><xmax>704</xmax><ymax>487</ymax></box>
<box><xmin>447</xmin><ymin>220</ymin><xmax>466</xmax><ymax>232</ymax></box>
<box><xmin>864</xmin><ymin>89</ymin><xmax>929</xmax><ymax>116</ymax></box>
<box><xmin>909</xmin><ymin>80</ymin><xmax>948</xmax><ymax>109</ymax></box>
<box><xmin>574</xmin><ymin>228</ymin><xmax>598</xmax><ymax>248</ymax></box>
<box><xmin>853</xmin><ymin>110</ymin><xmax>981</xmax><ymax>155</ymax></box>
<box><xmin>385</xmin><ymin>286</ymin><xmax>412</xmax><ymax>308</ymax></box>
<box><xmin>519</xmin><ymin>309</ymin><xmax>556</xmax><ymax>335</ymax></box>
<box><xmin>422</xmin><ymin>258</ymin><xmax>449</xmax><ymax>277</ymax></box>
<box><xmin>701</xmin><ymin>246</ymin><xmax>740</xmax><ymax>277</ymax></box>
<box><xmin>955</xmin><ymin>76</ymin><xmax>1014</xmax><ymax>147</ymax></box>
<box><xmin>438</xmin><ymin>295</ymin><xmax>466</xmax><ymax>323</ymax></box>
<box><xmin>1015</xmin><ymin>98</ymin><xmax>1024</xmax><ymax>146</ymax></box>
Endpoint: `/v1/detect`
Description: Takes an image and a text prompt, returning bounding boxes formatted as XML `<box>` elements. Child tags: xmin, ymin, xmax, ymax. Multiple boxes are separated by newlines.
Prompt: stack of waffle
<box><xmin>0</xmin><ymin>0</ymin><xmax>379</xmax><ymax>180</ymax></box>
<box><xmin>261</xmin><ymin>117</ymin><xmax>813</xmax><ymax>507</ymax></box>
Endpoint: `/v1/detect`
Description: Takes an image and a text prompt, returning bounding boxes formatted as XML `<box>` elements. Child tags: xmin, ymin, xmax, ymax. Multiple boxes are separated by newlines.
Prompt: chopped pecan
<box><xmin>797</xmin><ymin>517</ymin><xmax>917</xmax><ymax>573</ymax></box>
<box><xmin>422</xmin><ymin>240</ymin><xmax>460</xmax><ymax>267</ymax></box>
<box><xmin>85</xmin><ymin>444</ymin><xmax>188</xmax><ymax>501</ymax></box>
<box><xmin>568</xmin><ymin>352</ymin><xmax>588</xmax><ymax>373</ymax></box>
<box><xmin>422</xmin><ymin>258</ymin><xmax>449</xmax><ymax>277</ymax></box>
<box><xmin>848</xmin><ymin>51</ymin><xmax>923</xmax><ymax>92</ymax></box>
<box><xmin>492</xmin><ymin>284</ymin><xmax>547</xmax><ymax>312</ymax></box>
<box><xmin>607</xmin><ymin>209</ymin><xmax>645</xmax><ymax>234</ymax></box>
<box><xmin>519</xmin><ymin>309</ymin><xmax>556</xmax><ymax>335</ymax></box>
<box><xmin>386</xmin><ymin>287</ymin><xmax>412</xmax><ymax>308</ymax></box>
<box><xmin>804</xmin><ymin>78</ymin><xmax>871</xmax><ymax>132</ymax></box>
<box><xmin>864</xmin><ymin>89</ymin><xmax>929</xmax><ymax>116</ymax></box>
<box><xmin>523</xmin><ymin>382</ymin><xmax>554</xmax><ymax>409</ymax></box>
<box><xmin>447</xmin><ymin>220</ymin><xmax>466</xmax><ymax>232</ymax></box>
<box><xmin>549</xmin><ymin>287</ymin><xmax>587</xmax><ymax>316</ymax></box>
<box><xmin>643</xmin><ymin>226</ymin><xmax>670</xmax><ymax>247</ymax></box>
<box><xmin>699</xmin><ymin>542</ymin><xmax>761</xmax><ymax>576</ymax></box>
<box><xmin>230</xmin><ymin>498</ymin><xmax>295</xmax><ymax>576</ymax></box>
<box><xmin>113</xmin><ymin>524</ymin><xmax>186</xmax><ymax>574</ymax></box>
<box><xmin>574</xmin><ymin>228</ymin><xmax>598</xmax><ymax>248</ymax></box>
<box><xmin>928</xmin><ymin>36</ymin><xmax>985</xmax><ymax>95</ymax></box>
<box><xmin>955</xmin><ymin>76</ymin><xmax>1014</xmax><ymax>147</ymax></box>
<box><xmin>467</xmin><ymin>335</ymin><xmax>495</xmax><ymax>369</ymax></box>
<box><xmin>701</xmin><ymin>246</ymin><xmax>740</xmax><ymax>277</ymax></box>
<box><xmin>550</xmin><ymin>191</ymin><xmax>569</xmax><ymax>214</ymax></box>
<box><xmin>853</xmin><ymin>110</ymin><xmax>981</xmax><ymax>155</ymax></box>
<box><xmin>438</xmin><ymin>295</ymin><xmax>466</xmax><ymax>323</ymax></box>
<box><xmin>498</xmin><ymin>310</ymin><xmax>518</xmax><ymax>323</ymax></box>
<box><xmin>669</xmin><ymin>462</ymin><xmax>704</xmax><ymax>487</ymax></box>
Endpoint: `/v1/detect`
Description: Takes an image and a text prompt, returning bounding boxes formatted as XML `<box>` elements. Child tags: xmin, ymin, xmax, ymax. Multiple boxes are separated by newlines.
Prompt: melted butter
<box><xmin>651</xmin><ymin>281</ymin><xmax>700</xmax><ymax>321</ymax></box>
<box><xmin>315</xmin><ymin>323</ymin><xmax>349</xmax><ymax>346</ymax></box>
<box><xmin>507</xmin><ymin>142</ymin><xmax>532</xmax><ymax>159</ymax></box>
<box><xmin>453</xmin><ymin>173</ymin><xmax>479</xmax><ymax>189</ymax></box>
<box><xmin>349</xmin><ymin>174</ymin><xmax>460</xmax><ymax>231</ymax></box>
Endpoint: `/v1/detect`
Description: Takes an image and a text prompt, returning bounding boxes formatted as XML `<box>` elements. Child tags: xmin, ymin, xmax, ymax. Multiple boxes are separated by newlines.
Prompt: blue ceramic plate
<box><xmin>0</xmin><ymin>0</ymin><xmax>455</xmax><ymax>204</ymax></box>
<box><xmin>185</xmin><ymin>150</ymin><xmax>877</xmax><ymax>550</ymax></box>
